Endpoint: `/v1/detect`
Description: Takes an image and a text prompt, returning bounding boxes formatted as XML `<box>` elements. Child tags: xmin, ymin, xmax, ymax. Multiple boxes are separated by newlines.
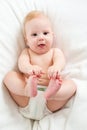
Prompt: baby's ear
<box><xmin>52</xmin><ymin>32</ymin><xmax>54</xmax><ymax>37</ymax></box>
<box><xmin>52</xmin><ymin>32</ymin><xmax>56</xmax><ymax>39</ymax></box>
<box><xmin>24</xmin><ymin>36</ymin><xmax>29</xmax><ymax>48</ymax></box>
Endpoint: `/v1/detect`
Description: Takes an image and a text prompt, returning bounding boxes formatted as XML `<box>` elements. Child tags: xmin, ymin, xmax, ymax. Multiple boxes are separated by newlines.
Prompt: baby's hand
<box><xmin>48</xmin><ymin>66</ymin><xmax>62</xmax><ymax>85</ymax></box>
<box><xmin>48</xmin><ymin>66</ymin><xmax>60</xmax><ymax>79</ymax></box>
<box><xmin>27</xmin><ymin>65</ymin><xmax>44</xmax><ymax>77</ymax></box>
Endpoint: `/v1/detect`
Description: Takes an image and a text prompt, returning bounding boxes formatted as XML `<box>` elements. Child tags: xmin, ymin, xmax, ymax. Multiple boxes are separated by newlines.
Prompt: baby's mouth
<box><xmin>38</xmin><ymin>43</ymin><xmax>45</xmax><ymax>48</ymax></box>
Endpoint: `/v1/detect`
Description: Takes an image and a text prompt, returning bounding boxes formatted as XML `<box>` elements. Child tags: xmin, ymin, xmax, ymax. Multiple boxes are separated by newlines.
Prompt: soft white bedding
<box><xmin>0</xmin><ymin>0</ymin><xmax>87</xmax><ymax>130</ymax></box>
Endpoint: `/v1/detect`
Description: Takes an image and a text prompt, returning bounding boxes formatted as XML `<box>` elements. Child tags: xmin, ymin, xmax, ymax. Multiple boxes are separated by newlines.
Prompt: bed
<box><xmin>0</xmin><ymin>0</ymin><xmax>87</xmax><ymax>130</ymax></box>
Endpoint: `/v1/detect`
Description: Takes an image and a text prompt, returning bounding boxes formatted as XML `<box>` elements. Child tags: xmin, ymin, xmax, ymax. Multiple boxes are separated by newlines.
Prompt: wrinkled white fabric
<box><xmin>19</xmin><ymin>91</ymin><xmax>52</xmax><ymax>120</ymax></box>
<box><xmin>0</xmin><ymin>0</ymin><xmax>87</xmax><ymax>130</ymax></box>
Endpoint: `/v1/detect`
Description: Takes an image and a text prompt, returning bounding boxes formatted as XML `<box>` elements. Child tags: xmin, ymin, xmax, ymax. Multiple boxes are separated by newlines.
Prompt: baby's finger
<box><xmin>34</xmin><ymin>70</ymin><xmax>39</xmax><ymax>75</ymax></box>
<box><xmin>28</xmin><ymin>70</ymin><xmax>34</xmax><ymax>75</ymax></box>
<box><xmin>48</xmin><ymin>71</ymin><xmax>54</xmax><ymax>79</ymax></box>
<box><xmin>58</xmin><ymin>80</ymin><xmax>62</xmax><ymax>86</ymax></box>
<box><xmin>56</xmin><ymin>74</ymin><xmax>61</xmax><ymax>79</ymax></box>
<box><xmin>52</xmin><ymin>71</ymin><xmax>58</xmax><ymax>79</ymax></box>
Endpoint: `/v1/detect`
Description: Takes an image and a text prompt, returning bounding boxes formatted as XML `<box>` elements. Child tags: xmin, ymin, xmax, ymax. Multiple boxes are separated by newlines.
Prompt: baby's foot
<box><xmin>25</xmin><ymin>75</ymin><xmax>37</xmax><ymax>97</ymax></box>
<box><xmin>44</xmin><ymin>78</ymin><xmax>61</xmax><ymax>99</ymax></box>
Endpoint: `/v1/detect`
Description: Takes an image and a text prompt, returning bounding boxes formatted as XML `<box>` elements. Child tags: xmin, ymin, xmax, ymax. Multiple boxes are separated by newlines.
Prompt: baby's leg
<box><xmin>52</xmin><ymin>79</ymin><xmax>77</xmax><ymax>100</ymax></box>
<box><xmin>25</xmin><ymin>75</ymin><xmax>37</xmax><ymax>97</ymax></box>
<box><xmin>3</xmin><ymin>71</ymin><xmax>37</xmax><ymax>107</ymax></box>
<box><xmin>44</xmin><ymin>78</ymin><xmax>61</xmax><ymax>99</ymax></box>
<box><xmin>46</xmin><ymin>79</ymin><xmax>77</xmax><ymax>112</ymax></box>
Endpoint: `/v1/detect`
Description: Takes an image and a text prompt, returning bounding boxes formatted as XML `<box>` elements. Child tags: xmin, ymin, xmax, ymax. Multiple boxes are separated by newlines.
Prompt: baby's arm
<box><xmin>53</xmin><ymin>48</ymin><xmax>66</xmax><ymax>71</ymax></box>
<box><xmin>18</xmin><ymin>48</ymin><xmax>31</xmax><ymax>75</ymax></box>
<box><xmin>18</xmin><ymin>48</ymin><xmax>43</xmax><ymax>77</ymax></box>
<box><xmin>48</xmin><ymin>48</ymin><xmax>66</xmax><ymax>79</ymax></box>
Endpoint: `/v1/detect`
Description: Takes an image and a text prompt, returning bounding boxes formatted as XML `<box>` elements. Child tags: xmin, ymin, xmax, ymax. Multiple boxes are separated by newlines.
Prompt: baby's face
<box><xmin>25</xmin><ymin>16</ymin><xmax>54</xmax><ymax>54</ymax></box>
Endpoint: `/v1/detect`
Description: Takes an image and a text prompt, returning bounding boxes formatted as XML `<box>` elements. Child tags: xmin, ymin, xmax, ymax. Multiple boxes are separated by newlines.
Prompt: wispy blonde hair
<box><xmin>23</xmin><ymin>11</ymin><xmax>49</xmax><ymax>39</ymax></box>
<box><xmin>24</xmin><ymin>10</ymin><xmax>48</xmax><ymax>25</ymax></box>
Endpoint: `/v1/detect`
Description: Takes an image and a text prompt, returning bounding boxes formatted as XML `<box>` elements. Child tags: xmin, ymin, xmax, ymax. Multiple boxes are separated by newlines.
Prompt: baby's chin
<box><xmin>35</xmin><ymin>49</ymin><xmax>50</xmax><ymax>55</ymax></box>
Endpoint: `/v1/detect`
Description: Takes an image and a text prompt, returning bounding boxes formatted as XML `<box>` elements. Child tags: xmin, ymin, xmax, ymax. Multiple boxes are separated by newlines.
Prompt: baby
<box><xmin>4</xmin><ymin>10</ymin><xmax>76</xmax><ymax>120</ymax></box>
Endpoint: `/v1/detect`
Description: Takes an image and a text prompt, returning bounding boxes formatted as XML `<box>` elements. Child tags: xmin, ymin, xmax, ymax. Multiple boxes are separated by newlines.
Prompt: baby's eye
<box><xmin>43</xmin><ymin>32</ymin><xmax>49</xmax><ymax>35</ymax></box>
<box><xmin>32</xmin><ymin>33</ymin><xmax>37</xmax><ymax>36</ymax></box>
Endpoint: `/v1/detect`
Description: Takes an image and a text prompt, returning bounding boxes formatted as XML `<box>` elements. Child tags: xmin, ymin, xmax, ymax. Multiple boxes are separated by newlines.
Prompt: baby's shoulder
<box><xmin>52</xmin><ymin>48</ymin><xmax>62</xmax><ymax>53</ymax></box>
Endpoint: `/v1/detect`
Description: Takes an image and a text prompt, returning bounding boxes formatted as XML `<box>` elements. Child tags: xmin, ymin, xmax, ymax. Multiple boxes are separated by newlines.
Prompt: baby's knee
<box><xmin>54</xmin><ymin>80</ymin><xmax>77</xmax><ymax>100</ymax></box>
<box><xmin>3</xmin><ymin>70</ymin><xmax>18</xmax><ymax>85</ymax></box>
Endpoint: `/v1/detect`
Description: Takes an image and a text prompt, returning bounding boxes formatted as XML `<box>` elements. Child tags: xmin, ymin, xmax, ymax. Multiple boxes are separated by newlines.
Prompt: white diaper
<box><xmin>19</xmin><ymin>86</ymin><xmax>52</xmax><ymax>120</ymax></box>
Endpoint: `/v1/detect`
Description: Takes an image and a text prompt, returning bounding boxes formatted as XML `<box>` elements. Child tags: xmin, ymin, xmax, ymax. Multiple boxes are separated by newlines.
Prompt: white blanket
<box><xmin>0</xmin><ymin>0</ymin><xmax>87</xmax><ymax>130</ymax></box>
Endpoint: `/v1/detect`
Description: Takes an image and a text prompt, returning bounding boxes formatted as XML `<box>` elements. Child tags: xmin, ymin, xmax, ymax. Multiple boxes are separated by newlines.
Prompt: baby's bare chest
<box><xmin>30</xmin><ymin>52</ymin><xmax>53</xmax><ymax>70</ymax></box>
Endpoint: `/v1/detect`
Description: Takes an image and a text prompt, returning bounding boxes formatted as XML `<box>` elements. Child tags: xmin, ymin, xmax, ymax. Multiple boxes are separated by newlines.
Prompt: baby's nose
<box><xmin>39</xmin><ymin>34</ymin><xmax>44</xmax><ymax>41</ymax></box>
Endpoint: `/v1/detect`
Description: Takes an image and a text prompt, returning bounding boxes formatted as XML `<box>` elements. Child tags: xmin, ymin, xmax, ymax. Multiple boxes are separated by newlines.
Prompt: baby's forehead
<box><xmin>26</xmin><ymin>16</ymin><xmax>52</xmax><ymax>28</ymax></box>
<box><xmin>29</xmin><ymin>15</ymin><xmax>50</xmax><ymax>23</ymax></box>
